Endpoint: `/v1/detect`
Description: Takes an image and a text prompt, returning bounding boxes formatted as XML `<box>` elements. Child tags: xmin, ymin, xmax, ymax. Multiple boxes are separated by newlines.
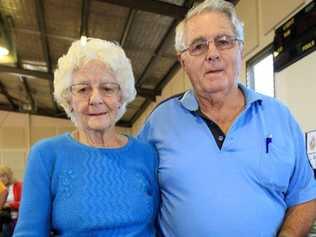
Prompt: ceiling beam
<box><xmin>0</xmin><ymin>64</ymin><xmax>52</xmax><ymax>79</ymax></box>
<box><xmin>136</xmin><ymin>19</ymin><xmax>178</xmax><ymax>87</ymax></box>
<box><xmin>155</xmin><ymin>61</ymin><xmax>181</xmax><ymax>92</ymax></box>
<box><xmin>0</xmin><ymin>81</ymin><xmax>18</xmax><ymax>109</ymax></box>
<box><xmin>34</xmin><ymin>0</ymin><xmax>52</xmax><ymax>73</ymax></box>
<box><xmin>95</xmin><ymin>0</ymin><xmax>188</xmax><ymax>19</ymax></box>
<box><xmin>120</xmin><ymin>9</ymin><xmax>136</xmax><ymax>47</ymax></box>
<box><xmin>129</xmin><ymin>99</ymin><xmax>152</xmax><ymax>125</ymax></box>
<box><xmin>80</xmin><ymin>0</ymin><xmax>89</xmax><ymax>36</ymax></box>
<box><xmin>128</xmin><ymin>61</ymin><xmax>181</xmax><ymax>126</ymax></box>
<box><xmin>34</xmin><ymin>0</ymin><xmax>59</xmax><ymax>112</ymax></box>
<box><xmin>20</xmin><ymin>76</ymin><xmax>36</xmax><ymax>112</ymax></box>
<box><xmin>136</xmin><ymin>87</ymin><xmax>161</xmax><ymax>102</ymax></box>
<box><xmin>185</xmin><ymin>0</ymin><xmax>195</xmax><ymax>8</ymax></box>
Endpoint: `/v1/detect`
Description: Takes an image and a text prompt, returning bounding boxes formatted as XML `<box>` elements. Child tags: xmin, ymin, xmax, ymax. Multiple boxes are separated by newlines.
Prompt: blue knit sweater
<box><xmin>14</xmin><ymin>133</ymin><xmax>159</xmax><ymax>237</ymax></box>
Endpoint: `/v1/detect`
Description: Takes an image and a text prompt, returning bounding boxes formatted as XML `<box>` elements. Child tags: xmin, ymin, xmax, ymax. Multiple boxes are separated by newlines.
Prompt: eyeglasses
<box><xmin>69</xmin><ymin>82</ymin><xmax>120</xmax><ymax>99</ymax></box>
<box><xmin>181</xmin><ymin>35</ymin><xmax>243</xmax><ymax>56</ymax></box>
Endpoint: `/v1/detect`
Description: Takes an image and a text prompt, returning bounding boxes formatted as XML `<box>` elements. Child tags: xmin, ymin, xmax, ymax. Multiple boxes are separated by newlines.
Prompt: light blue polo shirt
<box><xmin>138</xmin><ymin>84</ymin><xmax>316</xmax><ymax>237</ymax></box>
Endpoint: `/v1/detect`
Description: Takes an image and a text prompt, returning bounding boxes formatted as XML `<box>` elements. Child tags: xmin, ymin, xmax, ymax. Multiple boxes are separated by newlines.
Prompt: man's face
<box><xmin>179</xmin><ymin>11</ymin><xmax>243</xmax><ymax>98</ymax></box>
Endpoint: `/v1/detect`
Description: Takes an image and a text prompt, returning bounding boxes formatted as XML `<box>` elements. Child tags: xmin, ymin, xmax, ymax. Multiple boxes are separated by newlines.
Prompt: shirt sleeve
<box><xmin>137</xmin><ymin>119</ymin><xmax>152</xmax><ymax>144</ymax></box>
<box><xmin>285</xmin><ymin>118</ymin><xmax>316</xmax><ymax>207</ymax></box>
<box><xmin>13</xmin><ymin>145</ymin><xmax>52</xmax><ymax>237</ymax></box>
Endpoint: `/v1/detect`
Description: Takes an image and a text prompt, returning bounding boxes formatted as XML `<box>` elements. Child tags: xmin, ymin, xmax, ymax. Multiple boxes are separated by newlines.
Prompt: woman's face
<box><xmin>69</xmin><ymin>59</ymin><xmax>122</xmax><ymax>133</ymax></box>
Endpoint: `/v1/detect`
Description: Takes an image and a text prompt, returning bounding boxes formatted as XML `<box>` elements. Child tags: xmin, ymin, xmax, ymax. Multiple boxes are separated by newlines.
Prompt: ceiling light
<box><xmin>0</xmin><ymin>46</ymin><xmax>9</xmax><ymax>56</ymax></box>
<box><xmin>80</xmin><ymin>35</ymin><xmax>87</xmax><ymax>46</ymax></box>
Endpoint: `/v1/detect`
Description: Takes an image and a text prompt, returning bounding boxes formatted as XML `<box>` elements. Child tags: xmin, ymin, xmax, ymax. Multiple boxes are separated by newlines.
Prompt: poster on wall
<box><xmin>306</xmin><ymin>130</ymin><xmax>316</xmax><ymax>169</ymax></box>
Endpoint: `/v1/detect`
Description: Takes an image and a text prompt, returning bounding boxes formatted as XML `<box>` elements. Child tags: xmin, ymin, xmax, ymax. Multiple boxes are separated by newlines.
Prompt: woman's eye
<box><xmin>101</xmin><ymin>87</ymin><xmax>113</xmax><ymax>92</ymax></box>
<box><xmin>77</xmin><ymin>87</ymin><xmax>89</xmax><ymax>93</ymax></box>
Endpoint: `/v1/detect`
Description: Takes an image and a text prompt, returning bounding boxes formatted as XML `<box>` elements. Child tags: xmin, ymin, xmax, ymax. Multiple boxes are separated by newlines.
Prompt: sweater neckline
<box><xmin>65</xmin><ymin>132</ymin><xmax>133</xmax><ymax>152</ymax></box>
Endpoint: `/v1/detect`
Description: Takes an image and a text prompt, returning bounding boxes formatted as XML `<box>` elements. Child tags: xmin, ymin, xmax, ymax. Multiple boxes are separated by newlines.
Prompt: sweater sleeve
<box><xmin>13</xmin><ymin>144</ymin><xmax>52</xmax><ymax>237</ymax></box>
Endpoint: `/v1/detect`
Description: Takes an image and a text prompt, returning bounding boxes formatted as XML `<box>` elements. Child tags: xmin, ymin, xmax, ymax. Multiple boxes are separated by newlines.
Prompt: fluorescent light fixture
<box><xmin>0</xmin><ymin>46</ymin><xmax>9</xmax><ymax>56</ymax></box>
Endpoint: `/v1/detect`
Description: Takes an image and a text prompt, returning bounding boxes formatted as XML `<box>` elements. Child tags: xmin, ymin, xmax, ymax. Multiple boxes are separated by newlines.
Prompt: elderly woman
<box><xmin>14</xmin><ymin>38</ymin><xmax>159</xmax><ymax>237</ymax></box>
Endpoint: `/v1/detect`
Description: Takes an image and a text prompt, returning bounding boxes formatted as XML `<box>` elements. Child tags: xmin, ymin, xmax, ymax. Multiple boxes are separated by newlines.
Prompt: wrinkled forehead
<box><xmin>184</xmin><ymin>11</ymin><xmax>234</xmax><ymax>45</ymax></box>
<box><xmin>72</xmin><ymin>59</ymin><xmax>116</xmax><ymax>83</ymax></box>
<box><xmin>76</xmin><ymin>59</ymin><xmax>111</xmax><ymax>74</ymax></box>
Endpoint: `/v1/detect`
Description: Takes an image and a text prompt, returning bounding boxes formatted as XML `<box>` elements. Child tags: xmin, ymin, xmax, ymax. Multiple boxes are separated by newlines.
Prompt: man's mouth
<box><xmin>206</xmin><ymin>69</ymin><xmax>224</xmax><ymax>73</ymax></box>
<box><xmin>205</xmin><ymin>69</ymin><xmax>224</xmax><ymax>76</ymax></box>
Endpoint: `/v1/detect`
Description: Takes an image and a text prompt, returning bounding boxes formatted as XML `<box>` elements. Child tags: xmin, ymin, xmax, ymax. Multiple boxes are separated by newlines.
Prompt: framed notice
<box><xmin>306</xmin><ymin>130</ymin><xmax>316</xmax><ymax>169</ymax></box>
<box><xmin>307</xmin><ymin>130</ymin><xmax>316</xmax><ymax>154</ymax></box>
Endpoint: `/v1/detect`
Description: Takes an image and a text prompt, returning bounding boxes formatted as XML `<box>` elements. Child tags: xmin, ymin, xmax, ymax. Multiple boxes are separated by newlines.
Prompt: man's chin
<box><xmin>200</xmin><ymin>82</ymin><xmax>229</xmax><ymax>95</ymax></box>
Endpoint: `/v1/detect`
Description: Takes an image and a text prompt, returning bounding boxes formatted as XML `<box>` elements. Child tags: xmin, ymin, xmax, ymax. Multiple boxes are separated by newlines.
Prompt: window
<box><xmin>246</xmin><ymin>45</ymin><xmax>274</xmax><ymax>97</ymax></box>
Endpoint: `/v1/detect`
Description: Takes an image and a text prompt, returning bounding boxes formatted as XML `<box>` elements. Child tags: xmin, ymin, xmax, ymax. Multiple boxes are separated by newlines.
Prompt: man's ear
<box><xmin>177</xmin><ymin>53</ymin><xmax>185</xmax><ymax>68</ymax></box>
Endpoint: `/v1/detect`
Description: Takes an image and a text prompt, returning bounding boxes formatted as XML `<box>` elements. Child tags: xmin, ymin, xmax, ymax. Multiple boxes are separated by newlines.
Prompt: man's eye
<box><xmin>217</xmin><ymin>39</ymin><xmax>230</xmax><ymax>46</ymax></box>
<box><xmin>192</xmin><ymin>42</ymin><xmax>207</xmax><ymax>51</ymax></box>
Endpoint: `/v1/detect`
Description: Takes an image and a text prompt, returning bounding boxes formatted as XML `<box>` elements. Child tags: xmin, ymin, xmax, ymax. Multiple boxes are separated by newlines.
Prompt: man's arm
<box><xmin>278</xmin><ymin>199</ymin><xmax>316</xmax><ymax>237</ymax></box>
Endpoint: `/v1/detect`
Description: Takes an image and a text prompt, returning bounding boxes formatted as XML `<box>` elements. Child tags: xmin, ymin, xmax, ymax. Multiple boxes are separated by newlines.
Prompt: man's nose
<box><xmin>205</xmin><ymin>40</ymin><xmax>220</xmax><ymax>61</ymax></box>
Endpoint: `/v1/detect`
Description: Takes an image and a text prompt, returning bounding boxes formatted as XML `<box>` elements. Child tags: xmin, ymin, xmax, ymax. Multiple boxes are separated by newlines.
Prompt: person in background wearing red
<box><xmin>0</xmin><ymin>166</ymin><xmax>22</xmax><ymax>237</ymax></box>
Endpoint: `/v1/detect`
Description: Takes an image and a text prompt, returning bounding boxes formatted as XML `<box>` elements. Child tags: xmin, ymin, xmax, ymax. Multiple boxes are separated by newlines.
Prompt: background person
<box><xmin>0</xmin><ymin>166</ymin><xmax>22</xmax><ymax>237</ymax></box>
<box><xmin>138</xmin><ymin>0</ymin><xmax>316</xmax><ymax>236</ymax></box>
<box><xmin>14</xmin><ymin>38</ymin><xmax>159</xmax><ymax>237</ymax></box>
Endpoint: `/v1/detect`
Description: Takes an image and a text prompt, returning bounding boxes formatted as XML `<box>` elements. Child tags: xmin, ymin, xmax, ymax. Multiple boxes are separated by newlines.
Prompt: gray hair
<box><xmin>175</xmin><ymin>0</ymin><xmax>244</xmax><ymax>53</ymax></box>
<box><xmin>54</xmin><ymin>37</ymin><xmax>137</xmax><ymax>124</ymax></box>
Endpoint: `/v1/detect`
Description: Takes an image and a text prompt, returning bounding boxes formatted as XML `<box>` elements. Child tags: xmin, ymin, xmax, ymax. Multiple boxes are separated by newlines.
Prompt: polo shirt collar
<box><xmin>179</xmin><ymin>83</ymin><xmax>263</xmax><ymax>112</ymax></box>
<box><xmin>238</xmin><ymin>83</ymin><xmax>263</xmax><ymax>108</ymax></box>
<box><xmin>179</xmin><ymin>89</ymin><xmax>199</xmax><ymax>111</ymax></box>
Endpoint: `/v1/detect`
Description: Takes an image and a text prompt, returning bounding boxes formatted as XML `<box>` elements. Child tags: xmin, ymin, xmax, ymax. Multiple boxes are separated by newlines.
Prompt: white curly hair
<box><xmin>175</xmin><ymin>0</ymin><xmax>244</xmax><ymax>53</ymax></box>
<box><xmin>54</xmin><ymin>37</ymin><xmax>137</xmax><ymax>124</ymax></box>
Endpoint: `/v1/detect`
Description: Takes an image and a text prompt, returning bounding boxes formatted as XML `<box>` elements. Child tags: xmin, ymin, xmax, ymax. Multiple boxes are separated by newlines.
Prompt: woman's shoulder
<box><xmin>128</xmin><ymin>136</ymin><xmax>158</xmax><ymax>166</ymax></box>
<box><xmin>31</xmin><ymin>133</ymin><xmax>71</xmax><ymax>152</ymax></box>
<box><xmin>128</xmin><ymin>136</ymin><xmax>156</xmax><ymax>153</ymax></box>
<box><xmin>28</xmin><ymin>133</ymin><xmax>73</xmax><ymax>164</ymax></box>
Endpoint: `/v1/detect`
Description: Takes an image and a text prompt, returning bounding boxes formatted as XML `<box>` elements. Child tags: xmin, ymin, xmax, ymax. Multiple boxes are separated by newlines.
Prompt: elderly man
<box><xmin>138</xmin><ymin>0</ymin><xmax>316</xmax><ymax>236</ymax></box>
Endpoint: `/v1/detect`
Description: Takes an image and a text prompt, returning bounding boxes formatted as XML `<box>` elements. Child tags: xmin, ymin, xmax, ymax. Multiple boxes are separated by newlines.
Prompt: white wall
<box><xmin>275</xmin><ymin>51</ymin><xmax>316</xmax><ymax>132</ymax></box>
